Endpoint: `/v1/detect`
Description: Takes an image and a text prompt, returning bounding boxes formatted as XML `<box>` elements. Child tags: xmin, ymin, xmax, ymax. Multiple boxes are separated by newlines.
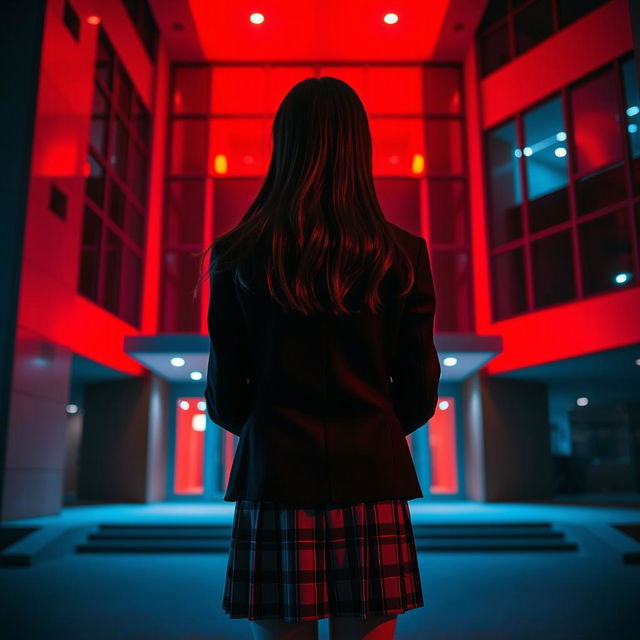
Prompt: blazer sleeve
<box><xmin>389</xmin><ymin>236</ymin><xmax>441</xmax><ymax>436</ymax></box>
<box><xmin>204</xmin><ymin>246</ymin><xmax>251</xmax><ymax>437</ymax></box>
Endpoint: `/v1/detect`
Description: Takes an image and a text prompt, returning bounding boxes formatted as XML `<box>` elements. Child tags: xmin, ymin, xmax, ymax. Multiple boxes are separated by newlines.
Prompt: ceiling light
<box><xmin>384</xmin><ymin>13</ymin><xmax>399</xmax><ymax>24</ymax></box>
<box><xmin>250</xmin><ymin>13</ymin><xmax>264</xmax><ymax>24</ymax></box>
<box><xmin>443</xmin><ymin>356</ymin><xmax>457</xmax><ymax>367</ymax></box>
<box><xmin>576</xmin><ymin>397</ymin><xmax>588</xmax><ymax>406</ymax></box>
<box><xmin>190</xmin><ymin>371</ymin><xmax>203</xmax><ymax>381</ymax></box>
<box><xmin>171</xmin><ymin>356</ymin><xmax>185</xmax><ymax>367</ymax></box>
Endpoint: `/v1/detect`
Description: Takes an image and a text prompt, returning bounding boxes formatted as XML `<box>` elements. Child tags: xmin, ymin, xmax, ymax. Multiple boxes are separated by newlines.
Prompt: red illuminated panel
<box><xmin>364</xmin><ymin>66</ymin><xmax>423</xmax><ymax>115</ymax></box>
<box><xmin>211</xmin><ymin>66</ymin><xmax>267</xmax><ymax>114</ymax></box>
<box><xmin>210</xmin><ymin>118</ymin><xmax>271</xmax><ymax>176</ymax></box>
<box><xmin>173</xmin><ymin>397</ymin><xmax>206</xmax><ymax>495</ymax></box>
<box><xmin>265</xmin><ymin>66</ymin><xmax>315</xmax><ymax>113</ymax></box>
<box><xmin>318</xmin><ymin>66</ymin><xmax>367</xmax><ymax>103</ymax></box>
<box><xmin>428</xmin><ymin>397</ymin><xmax>458</xmax><ymax>494</ymax></box>
<box><xmin>370</xmin><ymin>118</ymin><xmax>425</xmax><ymax>177</ymax></box>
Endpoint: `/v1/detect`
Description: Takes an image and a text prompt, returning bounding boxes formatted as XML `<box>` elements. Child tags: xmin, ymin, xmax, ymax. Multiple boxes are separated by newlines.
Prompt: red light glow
<box><xmin>86</xmin><ymin>15</ymin><xmax>101</xmax><ymax>25</ymax></box>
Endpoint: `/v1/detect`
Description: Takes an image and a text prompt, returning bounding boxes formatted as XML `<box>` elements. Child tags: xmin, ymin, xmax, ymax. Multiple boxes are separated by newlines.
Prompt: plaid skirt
<box><xmin>221</xmin><ymin>498</ymin><xmax>424</xmax><ymax>622</ymax></box>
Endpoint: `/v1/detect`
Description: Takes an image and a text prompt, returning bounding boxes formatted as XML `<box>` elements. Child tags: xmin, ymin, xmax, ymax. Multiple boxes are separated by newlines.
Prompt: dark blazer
<box><xmin>205</xmin><ymin>221</ymin><xmax>441</xmax><ymax>504</ymax></box>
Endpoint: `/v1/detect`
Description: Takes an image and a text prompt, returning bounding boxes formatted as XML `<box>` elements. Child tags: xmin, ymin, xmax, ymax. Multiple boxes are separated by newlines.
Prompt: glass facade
<box><xmin>484</xmin><ymin>53</ymin><xmax>639</xmax><ymax>321</ymax></box>
<box><xmin>163</xmin><ymin>63</ymin><xmax>473</xmax><ymax>333</ymax></box>
<box><xmin>79</xmin><ymin>29</ymin><xmax>150</xmax><ymax>327</ymax></box>
<box><xmin>478</xmin><ymin>0</ymin><xmax>609</xmax><ymax>77</ymax></box>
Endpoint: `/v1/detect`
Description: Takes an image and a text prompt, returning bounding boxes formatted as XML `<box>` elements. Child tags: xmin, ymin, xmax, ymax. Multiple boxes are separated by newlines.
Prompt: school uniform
<box><xmin>206</xmin><ymin>221</ymin><xmax>441</xmax><ymax>622</ymax></box>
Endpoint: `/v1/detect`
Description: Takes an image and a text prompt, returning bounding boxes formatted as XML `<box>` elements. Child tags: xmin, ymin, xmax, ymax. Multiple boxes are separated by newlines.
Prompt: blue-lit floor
<box><xmin>1</xmin><ymin>500</ymin><xmax>639</xmax><ymax>639</ymax></box>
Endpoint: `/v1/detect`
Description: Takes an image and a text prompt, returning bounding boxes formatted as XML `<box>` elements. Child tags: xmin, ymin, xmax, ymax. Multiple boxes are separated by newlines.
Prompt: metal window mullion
<box><xmin>613</xmin><ymin>57</ymin><xmax>640</xmax><ymax>286</ymax></box>
<box><xmin>561</xmin><ymin>84</ymin><xmax>583</xmax><ymax>299</ymax></box>
<box><xmin>515</xmin><ymin>112</ymin><xmax>533</xmax><ymax>312</ymax></box>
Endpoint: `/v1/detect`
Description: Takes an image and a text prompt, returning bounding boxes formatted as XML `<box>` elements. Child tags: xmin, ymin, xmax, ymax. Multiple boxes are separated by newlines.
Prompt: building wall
<box><xmin>1</xmin><ymin>0</ymin><xmax>169</xmax><ymax>520</ymax></box>
<box><xmin>465</xmin><ymin>0</ymin><xmax>639</xmax><ymax>375</ymax></box>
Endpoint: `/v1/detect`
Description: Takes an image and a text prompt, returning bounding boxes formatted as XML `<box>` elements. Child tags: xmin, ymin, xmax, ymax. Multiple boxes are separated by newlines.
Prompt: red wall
<box><xmin>19</xmin><ymin>0</ymin><xmax>169</xmax><ymax>376</ymax></box>
<box><xmin>465</xmin><ymin>0</ymin><xmax>639</xmax><ymax>374</ymax></box>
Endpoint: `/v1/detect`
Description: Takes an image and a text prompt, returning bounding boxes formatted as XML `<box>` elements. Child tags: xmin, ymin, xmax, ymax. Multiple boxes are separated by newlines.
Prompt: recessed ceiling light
<box><xmin>443</xmin><ymin>356</ymin><xmax>458</xmax><ymax>367</ymax></box>
<box><xmin>384</xmin><ymin>13</ymin><xmax>399</xmax><ymax>25</ymax></box>
<box><xmin>250</xmin><ymin>13</ymin><xmax>264</xmax><ymax>24</ymax></box>
<box><xmin>171</xmin><ymin>356</ymin><xmax>185</xmax><ymax>367</ymax></box>
<box><xmin>190</xmin><ymin>371</ymin><xmax>203</xmax><ymax>381</ymax></box>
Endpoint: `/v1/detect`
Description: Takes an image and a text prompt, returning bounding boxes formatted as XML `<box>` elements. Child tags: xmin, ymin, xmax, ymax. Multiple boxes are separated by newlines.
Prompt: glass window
<box><xmin>128</xmin><ymin>142</ymin><xmax>149</xmax><ymax>205</ymax></box>
<box><xmin>478</xmin><ymin>0</ymin><xmax>508</xmax><ymax>31</ymax></box>
<box><xmin>621</xmin><ymin>57</ymin><xmax>640</xmax><ymax>194</ymax></box>
<box><xmin>570</xmin><ymin>68</ymin><xmax>624</xmax><ymax>176</ymax></box>
<box><xmin>211</xmin><ymin>66</ymin><xmax>267</xmax><ymax>114</ymax></box>
<box><xmin>523</xmin><ymin>96</ymin><xmax>570</xmax><ymax>232</ymax></box>
<box><xmin>78</xmin><ymin>207</ymin><xmax>102</xmax><ymax>300</ymax></box>
<box><xmin>364</xmin><ymin>66</ymin><xmax>423</xmax><ymax>115</ymax></box>
<box><xmin>426</xmin><ymin>119</ymin><xmax>464</xmax><ymax>174</ymax></box>
<box><xmin>479</xmin><ymin>22</ymin><xmax>511</xmax><ymax>77</ymax></box>
<box><xmin>127</xmin><ymin>201</ymin><xmax>146</xmax><ymax>248</ymax></box>
<box><xmin>424</xmin><ymin>67</ymin><xmax>461</xmax><ymax>114</ymax></box>
<box><xmin>109</xmin><ymin>117</ymin><xmax>129</xmax><ymax>178</ymax></box>
<box><xmin>117</xmin><ymin>67</ymin><xmax>133</xmax><ymax>117</ymax></box>
<box><xmin>428</xmin><ymin>179</ymin><xmax>467</xmax><ymax>244</ymax></box>
<box><xmin>368</xmin><ymin>118</ymin><xmax>425</xmax><ymax>177</ymax></box>
<box><xmin>166</xmin><ymin>180</ymin><xmax>206</xmax><ymax>246</ymax></box>
<box><xmin>514</xmin><ymin>0</ymin><xmax>554</xmax><ymax>57</ymax></box>
<box><xmin>531</xmin><ymin>230</ymin><xmax>576</xmax><ymax>307</ymax></box>
<box><xmin>170</xmin><ymin>119</ymin><xmax>209</xmax><ymax>174</ymax></box>
<box><xmin>209</xmin><ymin>118</ymin><xmax>271</xmax><ymax>177</ymax></box>
<box><xmin>132</xmin><ymin>96</ymin><xmax>150</xmax><ymax>147</ymax></box>
<box><xmin>108</xmin><ymin>180</ymin><xmax>126</xmax><ymax>229</ymax></box>
<box><xmin>96</xmin><ymin>33</ymin><xmax>114</xmax><ymax>89</ymax></box>
<box><xmin>161</xmin><ymin>250</ymin><xmax>201</xmax><ymax>332</ymax></box>
<box><xmin>90</xmin><ymin>85</ymin><xmax>109</xmax><ymax>155</ymax></box>
<box><xmin>122</xmin><ymin>247</ymin><xmax>142</xmax><ymax>327</ymax></box>
<box><xmin>85</xmin><ymin>153</ymin><xmax>105</xmax><ymax>206</ymax></box>
<box><xmin>172</xmin><ymin>66</ymin><xmax>210</xmax><ymax>114</ymax></box>
<box><xmin>491</xmin><ymin>246</ymin><xmax>527</xmax><ymax>320</ymax></box>
<box><xmin>431</xmin><ymin>250</ymin><xmax>473</xmax><ymax>332</ymax></box>
<box><xmin>574</xmin><ymin>164</ymin><xmax>627</xmax><ymax>216</ymax></box>
<box><xmin>103</xmin><ymin>229</ymin><xmax>123</xmax><ymax>313</ymax></box>
<box><xmin>578</xmin><ymin>209</ymin><xmax>634</xmax><ymax>296</ymax></box>
<box><xmin>556</xmin><ymin>0</ymin><xmax>608</xmax><ymax>29</ymax></box>
<box><xmin>173</xmin><ymin>396</ymin><xmax>206</xmax><ymax>495</ymax></box>
<box><xmin>485</xmin><ymin>120</ymin><xmax>523</xmax><ymax>245</ymax></box>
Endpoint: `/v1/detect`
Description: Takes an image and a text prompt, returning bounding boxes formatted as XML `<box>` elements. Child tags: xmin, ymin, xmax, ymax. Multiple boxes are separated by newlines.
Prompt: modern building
<box><xmin>1</xmin><ymin>0</ymin><xmax>639</xmax><ymax>521</ymax></box>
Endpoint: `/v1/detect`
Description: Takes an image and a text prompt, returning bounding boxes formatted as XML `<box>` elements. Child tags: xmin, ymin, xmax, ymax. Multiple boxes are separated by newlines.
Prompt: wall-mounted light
<box><xmin>412</xmin><ymin>153</ymin><xmax>425</xmax><ymax>174</ymax></box>
<box><xmin>214</xmin><ymin>154</ymin><xmax>228</xmax><ymax>174</ymax></box>
<box><xmin>614</xmin><ymin>272</ymin><xmax>632</xmax><ymax>284</ymax></box>
<box><xmin>192</xmin><ymin>414</ymin><xmax>206</xmax><ymax>432</ymax></box>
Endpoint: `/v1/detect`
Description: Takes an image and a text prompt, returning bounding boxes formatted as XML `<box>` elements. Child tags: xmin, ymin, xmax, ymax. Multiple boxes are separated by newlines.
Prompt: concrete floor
<box><xmin>1</xmin><ymin>500</ymin><xmax>639</xmax><ymax>639</ymax></box>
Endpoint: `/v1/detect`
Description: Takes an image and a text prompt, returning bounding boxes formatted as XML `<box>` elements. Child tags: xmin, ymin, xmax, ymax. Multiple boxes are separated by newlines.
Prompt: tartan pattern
<box><xmin>221</xmin><ymin>498</ymin><xmax>424</xmax><ymax>622</ymax></box>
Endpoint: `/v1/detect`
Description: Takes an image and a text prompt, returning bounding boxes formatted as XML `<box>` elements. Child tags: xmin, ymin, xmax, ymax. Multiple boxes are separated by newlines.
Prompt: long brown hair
<box><xmin>193</xmin><ymin>76</ymin><xmax>414</xmax><ymax>316</ymax></box>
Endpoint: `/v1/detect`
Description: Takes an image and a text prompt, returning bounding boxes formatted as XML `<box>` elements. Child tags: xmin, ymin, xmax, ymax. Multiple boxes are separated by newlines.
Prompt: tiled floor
<box><xmin>1</xmin><ymin>500</ymin><xmax>639</xmax><ymax>639</ymax></box>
